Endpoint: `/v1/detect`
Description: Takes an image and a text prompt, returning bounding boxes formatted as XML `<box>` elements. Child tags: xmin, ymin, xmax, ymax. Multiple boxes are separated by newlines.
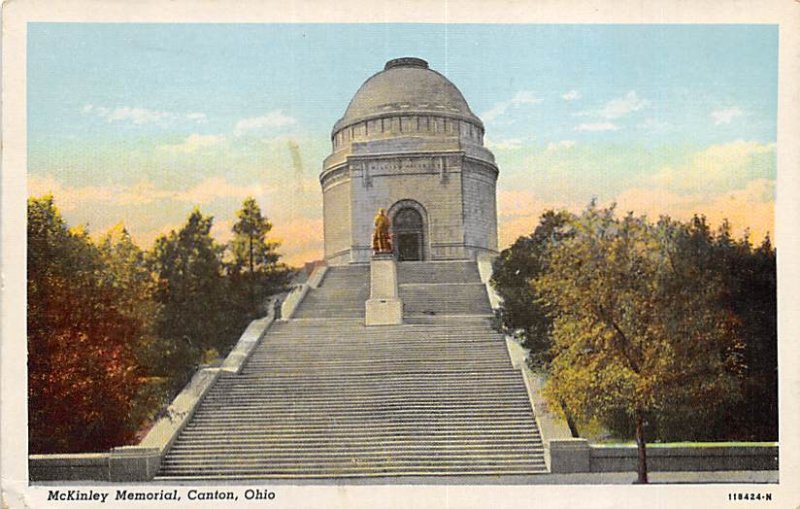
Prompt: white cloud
<box><xmin>598</xmin><ymin>91</ymin><xmax>649</xmax><ymax>119</ymax></box>
<box><xmin>639</xmin><ymin>117</ymin><xmax>671</xmax><ymax>132</ymax></box>
<box><xmin>486</xmin><ymin>138</ymin><xmax>525</xmax><ymax>150</ymax></box>
<box><xmin>81</xmin><ymin>104</ymin><xmax>209</xmax><ymax>127</ymax></box>
<box><xmin>106</xmin><ymin>107</ymin><xmax>175</xmax><ymax>125</ymax></box>
<box><xmin>481</xmin><ymin>90</ymin><xmax>544</xmax><ymax>122</ymax></box>
<box><xmin>186</xmin><ymin>112</ymin><xmax>208</xmax><ymax>124</ymax></box>
<box><xmin>482</xmin><ymin>104</ymin><xmax>509</xmax><ymax>123</ymax></box>
<box><xmin>159</xmin><ymin>134</ymin><xmax>226</xmax><ymax>154</ymax></box>
<box><xmin>546</xmin><ymin>140</ymin><xmax>576</xmax><ymax>151</ymax></box>
<box><xmin>562</xmin><ymin>90</ymin><xmax>582</xmax><ymax>101</ymax></box>
<box><xmin>574</xmin><ymin>122</ymin><xmax>619</xmax><ymax>132</ymax></box>
<box><xmin>711</xmin><ymin>106</ymin><xmax>744</xmax><ymax>125</ymax></box>
<box><xmin>511</xmin><ymin>91</ymin><xmax>544</xmax><ymax>105</ymax></box>
<box><xmin>234</xmin><ymin>111</ymin><xmax>297</xmax><ymax>136</ymax></box>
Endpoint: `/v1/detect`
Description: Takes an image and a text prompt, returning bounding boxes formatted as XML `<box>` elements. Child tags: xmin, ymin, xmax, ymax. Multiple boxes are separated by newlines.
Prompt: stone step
<box><xmin>201</xmin><ymin>392</ymin><xmax>528</xmax><ymax>404</ymax></box>
<box><xmin>171</xmin><ymin>437</ymin><xmax>541</xmax><ymax>448</ymax></box>
<box><xmin>176</xmin><ymin>423</ymin><xmax>540</xmax><ymax>434</ymax></box>
<box><xmin>187</xmin><ymin>413</ymin><xmax>537</xmax><ymax>425</ymax></box>
<box><xmin>179</xmin><ymin>424</ymin><xmax>539</xmax><ymax>435</ymax></box>
<box><xmin>263</xmin><ymin>325</ymin><xmax>500</xmax><ymax>333</ymax></box>
<box><xmin>157</xmin><ymin>468</ymin><xmax>548</xmax><ymax>479</ymax></box>
<box><xmin>165</xmin><ymin>448</ymin><xmax>544</xmax><ymax>459</ymax></box>
<box><xmin>167</xmin><ymin>437</ymin><xmax>542</xmax><ymax>449</ymax></box>
<box><xmin>159</xmin><ymin>464</ymin><xmax>547</xmax><ymax>475</ymax></box>
<box><xmin>161</xmin><ymin>455</ymin><xmax>546</xmax><ymax>468</ymax></box>
<box><xmin>253</xmin><ymin>340</ymin><xmax>505</xmax><ymax>348</ymax></box>
<box><xmin>399</xmin><ymin>283</ymin><xmax>492</xmax><ymax>316</ymax></box>
<box><xmin>157</xmin><ymin>464</ymin><xmax>548</xmax><ymax>478</ymax></box>
<box><xmin>222</xmin><ymin>369</ymin><xmax>519</xmax><ymax>378</ymax></box>
<box><xmin>179</xmin><ymin>418</ymin><xmax>539</xmax><ymax>429</ymax></box>
<box><xmin>167</xmin><ymin>448</ymin><xmax>543</xmax><ymax>459</ymax></box>
<box><xmin>251</xmin><ymin>346</ymin><xmax>502</xmax><ymax>355</ymax></box>
<box><xmin>183</xmin><ymin>412</ymin><xmax>539</xmax><ymax>423</ymax></box>
<box><xmin>203</xmin><ymin>375</ymin><xmax>526</xmax><ymax>390</ymax></box>
<box><xmin>247</xmin><ymin>348</ymin><xmax>507</xmax><ymax>359</ymax></box>
<box><xmin>242</xmin><ymin>359</ymin><xmax>511</xmax><ymax>368</ymax></box>
<box><xmin>261</xmin><ymin>327</ymin><xmax>502</xmax><ymax>335</ymax></box>
<box><xmin>205</xmin><ymin>389</ymin><xmax>527</xmax><ymax>400</ymax></box>
<box><xmin>277</xmin><ymin>316</ymin><xmax>492</xmax><ymax>325</ymax></box>
<box><xmin>190</xmin><ymin>412</ymin><xmax>535</xmax><ymax>421</ymax></box>
<box><xmin>397</xmin><ymin>261</ymin><xmax>482</xmax><ymax>285</ymax></box>
<box><xmin>201</xmin><ymin>390</ymin><xmax>529</xmax><ymax>402</ymax></box>
<box><xmin>160</xmin><ymin>457</ymin><xmax>546</xmax><ymax>468</ymax></box>
<box><xmin>236</xmin><ymin>369</ymin><xmax>517</xmax><ymax>378</ymax></box>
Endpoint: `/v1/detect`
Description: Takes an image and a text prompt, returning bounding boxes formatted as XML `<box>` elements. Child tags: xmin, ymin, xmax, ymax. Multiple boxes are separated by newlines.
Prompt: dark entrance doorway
<box><xmin>393</xmin><ymin>207</ymin><xmax>424</xmax><ymax>261</ymax></box>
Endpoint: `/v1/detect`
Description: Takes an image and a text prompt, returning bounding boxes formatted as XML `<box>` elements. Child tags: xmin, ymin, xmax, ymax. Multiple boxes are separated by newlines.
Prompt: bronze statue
<box><xmin>372</xmin><ymin>208</ymin><xmax>392</xmax><ymax>254</ymax></box>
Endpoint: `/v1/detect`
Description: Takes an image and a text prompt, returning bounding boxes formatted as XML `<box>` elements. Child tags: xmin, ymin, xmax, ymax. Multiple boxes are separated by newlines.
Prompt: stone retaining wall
<box><xmin>28</xmin><ymin>453</ymin><xmax>111</xmax><ymax>482</ymax></box>
<box><xmin>590</xmin><ymin>444</ymin><xmax>778</xmax><ymax>472</ymax></box>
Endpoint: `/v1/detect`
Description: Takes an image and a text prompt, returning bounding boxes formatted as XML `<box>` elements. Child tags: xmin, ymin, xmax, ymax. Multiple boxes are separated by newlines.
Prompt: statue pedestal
<box><xmin>365</xmin><ymin>253</ymin><xmax>403</xmax><ymax>326</ymax></box>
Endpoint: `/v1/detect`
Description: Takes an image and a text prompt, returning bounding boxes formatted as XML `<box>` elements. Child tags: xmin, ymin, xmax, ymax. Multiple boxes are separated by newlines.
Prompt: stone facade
<box><xmin>321</xmin><ymin>57</ymin><xmax>499</xmax><ymax>265</ymax></box>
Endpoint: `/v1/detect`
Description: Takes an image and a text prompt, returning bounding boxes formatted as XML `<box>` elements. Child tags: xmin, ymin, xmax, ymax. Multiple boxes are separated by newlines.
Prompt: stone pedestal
<box><xmin>365</xmin><ymin>254</ymin><xmax>403</xmax><ymax>326</ymax></box>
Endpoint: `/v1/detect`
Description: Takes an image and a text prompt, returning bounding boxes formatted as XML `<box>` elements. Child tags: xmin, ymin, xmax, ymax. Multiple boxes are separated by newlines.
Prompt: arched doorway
<box><xmin>393</xmin><ymin>207</ymin><xmax>424</xmax><ymax>261</ymax></box>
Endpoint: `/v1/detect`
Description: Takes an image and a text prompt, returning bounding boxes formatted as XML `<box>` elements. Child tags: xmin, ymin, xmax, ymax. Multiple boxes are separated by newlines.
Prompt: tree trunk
<box><xmin>559</xmin><ymin>400</ymin><xmax>580</xmax><ymax>437</ymax></box>
<box><xmin>634</xmin><ymin>409</ymin><xmax>649</xmax><ymax>484</ymax></box>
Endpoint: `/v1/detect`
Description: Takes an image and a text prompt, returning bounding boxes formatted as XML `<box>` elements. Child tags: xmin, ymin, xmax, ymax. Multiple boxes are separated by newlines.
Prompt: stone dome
<box><xmin>333</xmin><ymin>57</ymin><xmax>482</xmax><ymax>134</ymax></box>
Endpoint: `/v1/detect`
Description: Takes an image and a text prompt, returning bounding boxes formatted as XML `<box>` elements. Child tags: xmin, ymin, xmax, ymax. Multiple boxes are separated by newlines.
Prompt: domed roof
<box><xmin>334</xmin><ymin>58</ymin><xmax>482</xmax><ymax>132</ymax></box>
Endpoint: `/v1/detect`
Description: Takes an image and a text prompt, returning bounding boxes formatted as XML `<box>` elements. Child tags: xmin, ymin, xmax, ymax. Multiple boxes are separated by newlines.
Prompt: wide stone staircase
<box><xmin>155</xmin><ymin>261</ymin><xmax>546</xmax><ymax>479</ymax></box>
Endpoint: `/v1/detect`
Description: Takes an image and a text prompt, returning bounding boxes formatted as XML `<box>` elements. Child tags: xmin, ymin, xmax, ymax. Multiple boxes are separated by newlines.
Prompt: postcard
<box><xmin>3</xmin><ymin>1</ymin><xmax>800</xmax><ymax>508</ymax></box>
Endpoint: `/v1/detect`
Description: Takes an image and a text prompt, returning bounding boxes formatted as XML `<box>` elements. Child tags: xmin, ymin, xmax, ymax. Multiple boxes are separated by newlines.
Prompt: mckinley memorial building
<box><xmin>322</xmin><ymin>57</ymin><xmax>499</xmax><ymax>265</ymax></box>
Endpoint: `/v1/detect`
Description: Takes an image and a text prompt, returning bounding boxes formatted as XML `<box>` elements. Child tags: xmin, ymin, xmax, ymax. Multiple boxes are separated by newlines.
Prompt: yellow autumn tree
<box><xmin>534</xmin><ymin>204</ymin><xmax>744</xmax><ymax>483</ymax></box>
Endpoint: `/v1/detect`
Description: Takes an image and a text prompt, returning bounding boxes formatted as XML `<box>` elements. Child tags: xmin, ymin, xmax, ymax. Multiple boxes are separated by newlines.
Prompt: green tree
<box><xmin>672</xmin><ymin>217</ymin><xmax>777</xmax><ymax>440</ymax></box>
<box><xmin>490</xmin><ymin>210</ymin><xmax>572</xmax><ymax>368</ymax></box>
<box><xmin>28</xmin><ymin>197</ymin><xmax>144</xmax><ymax>452</ymax></box>
<box><xmin>97</xmin><ymin>226</ymin><xmax>172</xmax><ymax>429</ymax></box>
<box><xmin>228</xmin><ymin>197</ymin><xmax>292</xmax><ymax>317</ymax></box>
<box><xmin>230</xmin><ymin>197</ymin><xmax>280</xmax><ymax>275</ymax></box>
<box><xmin>148</xmin><ymin>208</ymin><xmax>232</xmax><ymax>361</ymax></box>
<box><xmin>730</xmin><ymin>233</ymin><xmax>777</xmax><ymax>440</ymax></box>
<box><xmin>535</xmin><ymin>204</ymin><xmax>744</xmax><ymax>483</ymax></box>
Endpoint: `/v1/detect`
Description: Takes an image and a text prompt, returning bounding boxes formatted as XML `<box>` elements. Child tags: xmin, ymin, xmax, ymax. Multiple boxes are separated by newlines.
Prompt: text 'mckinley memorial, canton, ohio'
<box><xmin>321</xmin><ymin>57</ymin><xmax>499</xmax><ymax>265</ymax></box>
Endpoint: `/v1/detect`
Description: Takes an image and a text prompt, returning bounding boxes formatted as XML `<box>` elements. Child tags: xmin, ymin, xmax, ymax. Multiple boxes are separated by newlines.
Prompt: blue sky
<box><xmin>28</xmin><ymin>23</ymin><xmax>778</xmax><ymax>264</ymax></box>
